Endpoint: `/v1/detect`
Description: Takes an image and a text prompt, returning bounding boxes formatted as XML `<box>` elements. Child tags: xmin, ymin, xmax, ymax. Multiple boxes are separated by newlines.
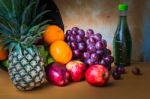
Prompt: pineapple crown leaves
<box><xmin>9</xmin><ymin>42</ymin><xmax>40</xmax><ymax>56</ymax></box>
<box><xmin>0</xmin><ymin>0</ymin><xmax>51</xmax><ymax>52</ymax></box>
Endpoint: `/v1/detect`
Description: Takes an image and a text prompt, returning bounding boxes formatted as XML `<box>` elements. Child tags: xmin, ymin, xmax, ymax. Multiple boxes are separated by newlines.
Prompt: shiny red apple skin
<box><xmin>85</xmin><ymin>64</ymin><xmax>110</xmax><ymax>86</ymax></box>
<box><xmin>66</xmin><ymin>60</ymin><xmax>86</xmax><ymax>82</ymax></box>
<box><xmin>45</xmin><ymin>62</ymin><xmax>70</xmax><ymax>86</ymax></box>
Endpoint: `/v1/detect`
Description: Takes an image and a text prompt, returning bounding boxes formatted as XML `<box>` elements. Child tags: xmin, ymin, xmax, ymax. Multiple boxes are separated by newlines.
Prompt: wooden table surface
<box><xmin>0</xmin><ymin>62</ymin><xmax>150</xmax><ymax>99</ymax></box>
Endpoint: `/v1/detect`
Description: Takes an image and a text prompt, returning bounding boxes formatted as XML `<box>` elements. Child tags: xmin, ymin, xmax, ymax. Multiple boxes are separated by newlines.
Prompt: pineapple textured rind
<box><xmin>8</xmin><ymin>48</ymin><xmax>46</xmax><ymax>91</ymax></box>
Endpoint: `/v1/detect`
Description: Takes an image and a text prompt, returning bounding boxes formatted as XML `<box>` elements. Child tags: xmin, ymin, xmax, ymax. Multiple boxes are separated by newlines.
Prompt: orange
<box><xmin>43</xmin><ymin>25</ymin><xmax>64</xmax><ymax>44</ymax></box>
<box><xmin>0</xmin><ymin>45</ymin><xmax>8</xmax><ymax>61</ymax></box>
<box><xmin>49</xmin><ymin>40</ymin><xmax>72</xmax><ymax>64</ymax></box>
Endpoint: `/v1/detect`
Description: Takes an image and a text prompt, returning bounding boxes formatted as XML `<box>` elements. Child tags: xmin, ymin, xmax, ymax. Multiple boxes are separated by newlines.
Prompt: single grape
<box><xmin>76</xmin><ymin>35</ymin><xmax>83</xmax><ymax>42</ymax></box>
<box><xmin>99</xmin><ymin>59</ymin><xmax>107</xmax><ymax>66</ymax></box>
<box><xmin>71</xmin><ymin>42</ymin><xmax>78</xmax><ymax>49</ymax></box>
<box><xmin>66</xmin><ymin>36</ymin><xmax>70</xmax><ymax>41</ymax></box>
<box><xmin>72</xmin><ymin>27</ymin><xmax>79</xmax><ymax>32</ymax></box>
<box><xmin>104</xmin><ymin>49</ymin><xmax>111</xmax><ymax>55</ymax></box>
<box><xmin>91</xmin><ymin>53</ymin><xmax>99</xmax><ymax>61</ymax></box>
<box><xmin>90</xmin><ymin>58</ymin><xmax>96</xmax><ymax>63</ymax></box>
<box><xmin>96</xmin><ymin>50</ymin><xmax>104</xmax><ymax>56</ymax></box>
<box><xmin>112</xmin><ymin>70</ymin><xmax>121</xmax><ymax>80</ymax></box>
<box><xmin>86</xmin><ymin>39</ymin><xmax>90</xmax><ymax>45</ymax></box>
<box><xmin>83</xmin><ymin>52</ymin><xmax>90</xmax><ymax>59</ymax></box>
<box><xmin>95</xmin><ymin>41</ymin><xmax>105</xmax><ymax>50</ymax></box>
<box><xmin>89</xmin><ymin>36</ymin><xmax>96</xmax><ymax>44</ymax></box>
<box><xmin>103</xmin><ymin>55</ymin><xmax>114</xmax><ymax>64</ymax></box>
<box><xmin>109</xmin><ymin>56</ymin><xmax>114</xmax><ymax>63</ymax></box>
<box><xmin>66</xmin><ymin>30</ymin><xmax>72</xmax><ymax>36</ymax></box>
<box><xmin>78</xmin><ymin>42</ymin><xmax>86</xmax><ymax>51</ymax></box>
<box><xmin>77</xmin><ymin>29</ymin><xmax>85</xmax><ymax>38</ymax></box>
<box><xmin>101</xmin><ymin>39</ymin><xmax>107</xmax><ymax>48</ymax></box>
<box><xmin>86</xmin><ymin>59</ymin><xmax>94</xmax><ymax>66</ymax></box>
<box><xmin>132</xmin><ymin>67</ymin><xmax>141</xmax><ymax>75</ymax></box>
<box><xmin>70</xmin><ymin>35</ymin><xmax>76</xmax><ymax>42</ymax></box>
<box><xmin>116</xmin><ymin>66</ymin><xmax>126</xmax><ymax>74</ymax></box>
<box><xmin>103</xmin><ymin>56</ymin><xmax>111</xmax><ymax>64</ymax></box>
<box><xmin>73</xmin><ymin>49</ymin><xmax>82</xmax><ymax>57</ymax></box>
<box><xmin>94</xmin><ymin>33</ymin><xmax>102</xmax><ymax>41</ymax></box>
<box><xmin>87</xmin><ymin>44</ymin><xmax>96</xmax><ymax>53</ymax></box>
<box><xmin>86</xmin><ymin>29</ymin><xmax>94</xmax><ymax>37</ymax></box>
<box><xmin>72</xmin><ymin>30</ymin><xmax>78</xmax><ymax>36</ymax></box>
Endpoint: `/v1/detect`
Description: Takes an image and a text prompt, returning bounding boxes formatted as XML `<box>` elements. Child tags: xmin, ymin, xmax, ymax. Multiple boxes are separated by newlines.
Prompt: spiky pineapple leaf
<box><xmin>0</xmin><ymin>0</ymin><xmax>50</xmax><ymax>51</ymax></box>
<box><xmin>0</xmin><ymin>0</ymin><xmax>11</xmax><ymax>17</ymax></box>
<box><xmin>21</xmin><ymin>2</ymin><xmax>36</xmax><ymax>27</ymax></box>
<box><xmin>30</xmin><ymin>10</ymin><xmax>51</xmax><ymax>27</ymax></box>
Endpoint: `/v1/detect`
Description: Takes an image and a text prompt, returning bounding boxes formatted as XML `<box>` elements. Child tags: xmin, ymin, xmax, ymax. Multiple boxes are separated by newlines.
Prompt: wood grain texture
<box><xmin>54</xmin><ymin>0</ymin><xmax>149</xmax><ymax>61</ymax></box>
<box><xmin>1</xmin><ymin>62</ymin><xmax>150</xmax><ymax>99</ymax></box>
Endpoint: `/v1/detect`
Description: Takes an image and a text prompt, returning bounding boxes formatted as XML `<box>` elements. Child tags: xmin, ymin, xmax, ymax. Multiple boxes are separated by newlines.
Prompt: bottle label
<box><xmin>113</xmin><ymin>40</ymin><xmax>131</xmax><ymax>66</ymax></box>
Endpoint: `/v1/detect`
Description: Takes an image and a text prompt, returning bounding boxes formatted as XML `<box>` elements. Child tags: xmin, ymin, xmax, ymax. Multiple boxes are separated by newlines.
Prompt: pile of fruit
<box><xmin>65</xmin><ymin>27</ymin><xmax>114</xmax><ymax>69</ymax></box>
<box><xmin>43</xmin><ymin>26</ymin><xmax>141</xmax><ymax>87</ymax></box>
<box><xmin>0</xmin><ymin>0</ymin><xmax>142</xmax><ymax>91</ymax></box>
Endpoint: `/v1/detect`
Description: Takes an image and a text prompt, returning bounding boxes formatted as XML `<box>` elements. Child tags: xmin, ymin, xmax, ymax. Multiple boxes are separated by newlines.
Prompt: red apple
<box><xmin>85</xmin><ymin>64</ymin><xmax>110</xmax><ymax>86</ymax></box>
<box><xmin>66</xmin><ymin>60</ymin><xmax>86</xmax><ymax>82</ymax></box>
<box><xmin>45</xmin><ymin>62</ymin><xmax>70</xmax><ymax>86</ymax></box>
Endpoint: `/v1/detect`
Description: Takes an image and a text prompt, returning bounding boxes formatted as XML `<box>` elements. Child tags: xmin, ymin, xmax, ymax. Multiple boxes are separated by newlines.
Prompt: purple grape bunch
<box><xmin>65</xmin><ymin>27</ymin><xmax>114</xmax><ymax>69</ymax></box>
<box><xmin>65</xmin><ymin>27</ymin><xmax>86</xmax><ymax>59</ymax></box>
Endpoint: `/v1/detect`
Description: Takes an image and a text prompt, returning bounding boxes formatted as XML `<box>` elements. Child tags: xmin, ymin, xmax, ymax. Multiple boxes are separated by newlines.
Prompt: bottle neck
<box><xmin>118</xmin><ymin>11</ymin><xmax>128</xmax><ymax>25</ymax></box>
<box><xmin>119</xmin><ymin>11</ymin><xmax>127</xmax><ymax>16</ymax></box>
<box><xmin>116</xmin><ymin>10</ymin><xmax>128</xmax><ymax>35</ymax></box>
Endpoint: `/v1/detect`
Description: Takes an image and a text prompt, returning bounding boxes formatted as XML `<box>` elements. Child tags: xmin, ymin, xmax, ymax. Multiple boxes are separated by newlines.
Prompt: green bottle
<box><xmin>113</xmin><ymin>4</ymin><xmax>132</xmax><ymax>66</ymax></box>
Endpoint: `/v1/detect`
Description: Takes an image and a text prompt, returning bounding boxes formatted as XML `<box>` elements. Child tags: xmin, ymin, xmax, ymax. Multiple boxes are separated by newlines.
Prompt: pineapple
<box><xmin>0</xmin><ymin>0</ymin><xmax>50</xmax><ymax>90</ymax></box>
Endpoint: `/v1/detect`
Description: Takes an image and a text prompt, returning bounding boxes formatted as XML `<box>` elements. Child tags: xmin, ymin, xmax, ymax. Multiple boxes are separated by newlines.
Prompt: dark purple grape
<box><xmin>66</xmin><ymin>36</ymin><xmax>70</xmax><ymax>41</ymax></box>
<box><xmin>70</xmin><ymin>35</ymin><xmax>76</xmax><ymax>42</ymax></box>
<box><xmin>103</xmin><ymin>55</ymin><xmax>114</xmax><ymax>64</ymax></box>
<box><xmin>112</xmin><ymin>70</ymin><xmax>121</xmax><ymax>80</ymax></box>
<box><xmin>77</xmin><ymin>29</ymin><xmax>85</xmax><ymax>38</ymax></box>
<box><xmin>73</xmin><ymin>49</ymin><xmax>82</xmax><ymax>57</ymax></box>
<box><xmin>86</xmin><ymin>29</ymin><xmax>94</xmax><ymax>37</ymax></box>
<box><xmin>87</xmin><ymin>44</ymin><xmax>96</xmax><ymax>53</ymax></box>
<box><xmin>66</xmin><ymin>30</ymin><xmax>72</xmax><ymax>36</ymax></box>
<box><xmin>94</xmin><ymin>33</ymin><xmax>102</xmax><ymax>41</ymax></box>
<box><xmin>132</xmin><ymin>67</ymin><xmax>141</xmax><ymax>75</ymax></box>
<box><xmin>95</xmin><ymin>41</ymin><xmax>105</xmax><ymax>50</ymax></box>
<box><xmin>116</xmin><ymin>66</ymin><xmax>126</xmax><ymax>74</ymax></box>
<box><xmin>72</xmin><ymin>27</ymin><xmax>79</xmax><ymax>32</ymax></box>
<box><xmin>103</xmin><ymin>56</ymin><xmax>111</xmax><ymax>64</ymax></box>
<box><xmin>99</xmin><ymin>59</ymin><xmax>107</xmax><ymax>66</ymax></box>
<box><xmin>72</xmin><ymin>30</ymin><xmax>78</xmax><ymax>36</ymax></box>
<box><xmin>70</xmin><ymin>42</ymin><xmax>78</xmax><ymax>49</ymax></box>
<box><xmin>86</xmin><ymin>59</ymin><xmax>94</xmax><ymax>66</ymax></box>
<box><xmin>96</xmin><ymin>50</ymin><xmax>104</xmax><ymax>56</ymax></box>
<box><xmin>83</xmin><ymin>52</ymin><xmax>90</xmax><ymax>59</ymax></box>
<box><xmin>86</xmin><ymin>39</ymin><xmax>90</xmax><ymax>45</ymax></box>
<box><xmin>109</xmin><ymin>56</ymin><xmax>114</xmax><ymax>63</ymax></box>
<box><xmin>76</xmin><ymin>35</ymin><xmax>82</xmax><ymax>42</ymax></box>
<box><xmin>105</xmin><ymin>49</ymin><xmax>111</xmax><ymax>55</ymax></box>
<box><xmin>78</xmin><ymin>42</ymin><xmax>86</xmax><ymax>51</ymax></box>
<box><xmin>89</xmin><ymin>36</ymin><xmax>96</xmax><ymax>44</ymax></box>
<box><xmin>91</xmin><ymin>53</ymin><xmax>99</xmax><ymax>61</ymax></box>
<box><xmin>101</xmin><ymin>39</ymin><xmax>107</xmax><ymax>48</ymax></box>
